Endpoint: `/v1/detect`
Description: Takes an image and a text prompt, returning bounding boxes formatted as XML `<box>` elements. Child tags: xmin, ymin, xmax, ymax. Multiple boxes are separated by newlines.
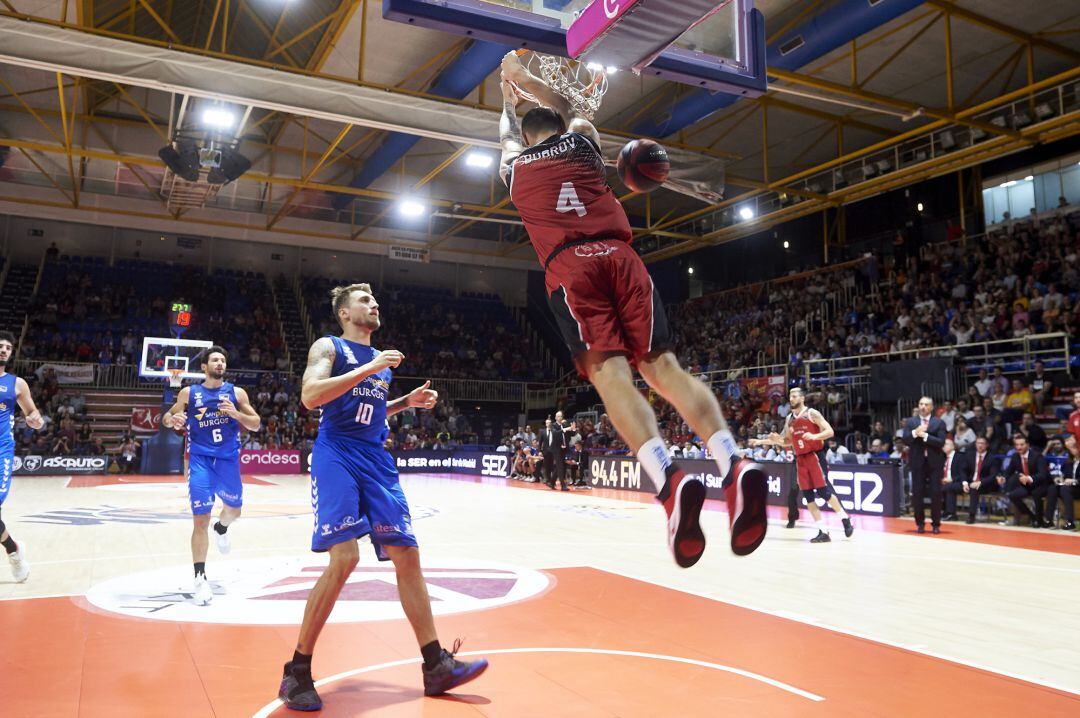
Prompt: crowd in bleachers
<box><xmin>11</xmin><ymin>365</ymin><xmax>101</xmax><ymax>456</ymax></box>
<box><xmin>301</xmin><ymin>278</ymin><xmax>553</xmax><ymax>381</ymax></box>
<box><xmin>18</xmin><ymin>254</ymin><xmax>286</xmax><ymax>372</ymax></box>
<box><xmin>673</xmin><ymin>206</ymin><xmax>1079</xmax><ymax>377</ymax></box>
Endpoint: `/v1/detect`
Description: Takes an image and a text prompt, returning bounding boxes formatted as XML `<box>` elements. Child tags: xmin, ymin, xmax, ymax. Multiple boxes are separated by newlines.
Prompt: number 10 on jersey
<box><xmin>355</xmin><ymin>403</ymin><xmax>374</xmax><ymax>425</ymax></box>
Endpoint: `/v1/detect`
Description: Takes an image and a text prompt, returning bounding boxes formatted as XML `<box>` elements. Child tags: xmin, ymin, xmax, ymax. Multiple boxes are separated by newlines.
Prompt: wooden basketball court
<box><xmin>2</xmin><ymin>471</ymin><xmax>1078</xmax><ymax>717</ymax></box>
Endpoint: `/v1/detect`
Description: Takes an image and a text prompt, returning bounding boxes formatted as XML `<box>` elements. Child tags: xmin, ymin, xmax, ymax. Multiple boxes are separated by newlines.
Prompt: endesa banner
<box><xmin>239</xmin><ymin>450</ymin><xmax>301</xmax><ymax>474</ymax></box>
<box><xmin>589</xmin><ymin>456</ymin><xmax>902</xmax><ymax>517</ymax></box>
<box><xmin>13</xmin><ymin>454</ymin><xmax>111</xmax><ymax>475</ymax></box>
<box><xmin>298</xmin><ymin>450</ymin><xmax>511</xmax><ymax>478</ymax></box>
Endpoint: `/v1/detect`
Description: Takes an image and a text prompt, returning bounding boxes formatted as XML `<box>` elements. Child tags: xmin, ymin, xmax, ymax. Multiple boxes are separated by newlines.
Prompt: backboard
<box><xmin>139</xmin><ymin>337</ymin><xmax>215</xmax><ymax>383</ymax></box>
<box><xmin>383</xmin><ymin>0</ymin><xmax>766</xmax><ymax>98</ymax></box>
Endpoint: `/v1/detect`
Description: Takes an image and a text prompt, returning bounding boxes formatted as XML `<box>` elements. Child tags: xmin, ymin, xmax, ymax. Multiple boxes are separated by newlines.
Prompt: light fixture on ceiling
<box><xmin>917</xmin><ymin>202</ymin><xmax>924</xmax><ymax>212</ymax></box>
<box><xmin>465</xmin><ymin>151</ymin><xmax>494</xmax><ymax>169</ymax></box>
<box><xmin>398</xmin><ymin>198</ymin><xmax>427</xmax><ymax>218</ymax></box>
<box><xmin>783</xmin><ymin>240</ymin><xmax>790</xmax><ymax>249</ymax></box>
<box><xmin>688</xmin><ymin>266</ymin><xmax>694</xmax><ymax>275</ymax></box>
<box><xmin>739</xmin><ymin>207</ymin><xmax>754</xmax><ymax>220</ymax></box>
<box><xmin>202</xmin><ymin>107</ymin><xmax>236</xmax><ymax>130</ymax></box>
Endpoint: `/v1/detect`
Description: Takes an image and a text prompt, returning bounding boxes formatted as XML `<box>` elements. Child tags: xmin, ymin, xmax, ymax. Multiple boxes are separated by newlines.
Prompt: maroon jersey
<box><xmin>1069</xmin><ymin>409</ymin><xmax>1080</xmax><ymax>444</ymax></box>
<box><xmin>507</xmin><ymin>132</ymin><xmax>632</xmax><ymax>269</ymax></box>
<box><xmin>789</xmin><ymin>409</ymin><xmax>824</xmax><ymax>456</ymax></box>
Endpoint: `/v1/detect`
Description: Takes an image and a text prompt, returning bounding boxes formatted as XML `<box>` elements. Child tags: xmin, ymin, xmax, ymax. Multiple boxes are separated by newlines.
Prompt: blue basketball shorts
<box><xmin>0</xmin><ymin>444</ymin><xmax>13</xmax><ymax>505</ymax></box>
<box><xmin>187</xmin><ymin>453</ymin><xmax>243</xmax><ymax>515</ymax></box>
<box><xmin>309</xmin><ymin>439</ymin><xmax>417</xmax><ymax>560</ymax></box>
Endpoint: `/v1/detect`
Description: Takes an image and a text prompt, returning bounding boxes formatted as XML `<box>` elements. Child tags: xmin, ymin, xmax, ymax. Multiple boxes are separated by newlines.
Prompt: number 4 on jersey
<box><xmin>556</xmin><ymin>182</ymin><xmax>587</xmax><ymax>217</ymax></box>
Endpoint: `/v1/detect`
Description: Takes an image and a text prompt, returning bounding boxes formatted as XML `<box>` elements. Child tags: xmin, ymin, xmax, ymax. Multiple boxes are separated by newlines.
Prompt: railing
<box><xmin>294</xmin><ymin>275</ymin><xmax>314</xmax><ymax>347</ymax></box>
<box><xmin>12</xmin><ymin>360</ymin><xmax>296</xmax><ymax>391</ymax></box>
<box><xmin>804</xmin><ymin>333</ymin><xmax>1072</xmax><ymax>387</ymax></box>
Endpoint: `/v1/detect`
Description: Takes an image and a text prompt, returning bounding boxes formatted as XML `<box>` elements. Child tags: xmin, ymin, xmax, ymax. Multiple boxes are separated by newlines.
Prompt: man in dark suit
<box><xmin>964</xmin><ymin>436</ymin><xmax>1003</xmax><ymax>524</ymax></box>
<box><xmin>1045</xmin><ymin>435</ymin><xmax>1078</xmax><ymax>530</ymax></box>
<box><xmin>1005</xmin><ymin>434</ymin><xmax>1051</xmax><ymax>527</ymax></box>
<box><xmin>902</xmin><ymin>396</ymin><xmax>947</xmax><ymax>533</ymax></box>
<box><xmin>541</xmin><ymin>416</ymin><xmax>568</xmax><ymax>491</ymax></box>
<box><xmin>940</xmin><ymin>439</ymin><xmax>970</xmax><ymax>521</ymax></box>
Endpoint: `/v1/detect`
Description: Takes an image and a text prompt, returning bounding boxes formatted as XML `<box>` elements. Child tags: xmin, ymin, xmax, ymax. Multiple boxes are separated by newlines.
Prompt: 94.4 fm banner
<box><xmin>588</xmin><ymin>455</ymin><xmax>902</xmax><ymax>517</ymax></box>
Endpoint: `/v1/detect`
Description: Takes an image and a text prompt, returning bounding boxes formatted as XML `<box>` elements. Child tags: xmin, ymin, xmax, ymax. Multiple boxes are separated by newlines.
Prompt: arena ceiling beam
<box><xmin>924</xmin><ymin>0</ymin><xmax>1080</xmax><ymax>63</ymax></box>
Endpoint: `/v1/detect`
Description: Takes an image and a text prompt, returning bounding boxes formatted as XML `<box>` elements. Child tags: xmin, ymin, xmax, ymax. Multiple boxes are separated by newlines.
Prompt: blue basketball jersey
<box><xmin>186</xmin><ymin>381</ymin><xmax>241</xmax><ymax>458</ymax></box>
<box><xmin>0</xmin><ymin>373</ymin><xmax>16</xmax><ymax>450</ymax></box>
<box><xmin>316</xmin><ymin>336</ymin><xmax>391</xmax><ymax>446</ymax></box>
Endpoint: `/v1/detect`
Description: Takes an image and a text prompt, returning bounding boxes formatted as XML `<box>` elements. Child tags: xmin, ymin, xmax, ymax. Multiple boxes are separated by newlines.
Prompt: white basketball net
<box><xmin>512</xmin><ymin>52</ymin><xmax>608</xmax><ymax>120</ymax></box>
<box><xmin>167</xmin><ymin>367</ymin><xmax>184</xmax><ymax>389</ymax></box>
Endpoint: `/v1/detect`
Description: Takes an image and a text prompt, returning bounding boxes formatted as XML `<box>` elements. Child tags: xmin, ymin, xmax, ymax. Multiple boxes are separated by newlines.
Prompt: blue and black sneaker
<box><xmin>422</xmin><ymin>639</ymin><xmax>489</xmax><ymax>697</ymax></box>
<box><xmin>278</xmin><ymin>661</ymin><xmax>323</xmax><ymax>712</ymax></box>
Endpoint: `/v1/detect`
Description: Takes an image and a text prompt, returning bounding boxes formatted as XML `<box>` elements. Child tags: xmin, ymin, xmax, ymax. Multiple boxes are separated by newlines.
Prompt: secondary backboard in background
<box><xmin>383</xmin><ymin>0</ymin><xmax>766</xmax><ymax>98</ymax></box>
<box><xmin>139</xmin><ymin>337</ymin><xmax>214</xmax><ymax>383</ymax></box>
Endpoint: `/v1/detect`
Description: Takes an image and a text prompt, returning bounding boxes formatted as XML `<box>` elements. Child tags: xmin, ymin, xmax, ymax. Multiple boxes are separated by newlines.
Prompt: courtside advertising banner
<box><xmin>13</xmin><ymin>454</ymin><xmax>110</xmax><ymax>475</ymax></box>
<box><xmin>392</xmin><ymin>450</ymin><xmax>511</xmax><ymax>478</ymax></box>
<box><xmin>240</xmin><ymin>449</ymin><xmax>301</xmax><ymax>474</ymax></box>
<box><xmin>589</xmin><ymin>455</ymin><xmax>902</xmax><ymax>517</ymax></box>
<box><xmin>298</xmin><ymin>450</ymin><xmax>511</xmax><ymax>478</ymax></box>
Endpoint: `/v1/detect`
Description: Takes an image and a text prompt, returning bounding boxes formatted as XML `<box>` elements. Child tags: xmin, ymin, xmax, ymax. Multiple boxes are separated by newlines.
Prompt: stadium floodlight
<box><xmin>739</xmin><ymin>207</ymin><xmax>754</xmax><ymax>221</ymax></box>
<box><xmin>465</xmin><ymin>151</ymin><xmax>494</xmax><ymax>169</ymax></box>
<box><xmin>202</xmin><ymin>107</ymin><xmax>236</xmax><ymax>130</ymax></box>
<box><xmin>398</xmin><ymin>198</ymin><xmax>427</xmax><ymax>217</ymax></box>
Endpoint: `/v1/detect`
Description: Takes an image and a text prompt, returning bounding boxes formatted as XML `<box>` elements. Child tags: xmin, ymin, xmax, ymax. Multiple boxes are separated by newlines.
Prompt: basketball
<box><xmin>617</xmin><ymin>139</ymin><xmax>670</xmax><ymax>193</ymax></box>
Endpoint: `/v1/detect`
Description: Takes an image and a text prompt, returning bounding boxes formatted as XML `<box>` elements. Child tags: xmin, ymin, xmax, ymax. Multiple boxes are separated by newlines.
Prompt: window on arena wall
<box><xmin>982</xmin><ymin>157</ymin><xmax>1080</xmax><ymax>225</ymax></box>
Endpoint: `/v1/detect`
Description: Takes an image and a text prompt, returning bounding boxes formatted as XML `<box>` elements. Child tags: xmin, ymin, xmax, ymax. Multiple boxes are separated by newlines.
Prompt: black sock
<box><xmin>292</xmin><ymin>650</ymin><xmax>312</xmax><ymax>668</ymax></box>
<box><xmin>421</xmin><ymin>640</ymin><xmax>443</xmax><ymax>669</ymax></box>
<box><xmin>1</xmin><ymin>536</ymin><xmax>16</xmax><ymax>554</ymax></box>
<box><xmin>213</xmin><ymin>521</ymin><xmax>228</xmax><ymax>535</ymax></box>
<box><xmin>194</xmin><ymin>562</ymin><xmax>206</xmax><ymax>577</ymax></box>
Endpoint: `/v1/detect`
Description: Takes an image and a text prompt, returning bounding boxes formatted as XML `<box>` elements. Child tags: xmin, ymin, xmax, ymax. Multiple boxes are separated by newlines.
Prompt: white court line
<box><xmin>251</xmin><ymin>647</ymin><xmax>824</xmax><ymax>717</ymax></box>
<box><xmin>592</xmin><ymin>563</ymin><xmax>1080</xmax><ymax>697</ymax></box>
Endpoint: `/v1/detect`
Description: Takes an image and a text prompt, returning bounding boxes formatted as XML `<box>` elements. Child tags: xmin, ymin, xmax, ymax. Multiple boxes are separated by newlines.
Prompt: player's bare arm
<box><xmin>501</xmin><ymin>52</ymin><xmax>602</xmax><ymax>147</ymax></box>
<box><xmin>301</xmin><ymin>337</ymin><xmax>404</xmax><ymax>410</ymax></box>
<box><xmin>806</xmin><ymin>409</ymin><xmax>835</xmax><ymax>442</ymax></box>
<box><xmin>498</xmin><ymin>75</ymin><xmax>524</xmax><ymax>185</ymax></box>
<box><xmin>220</xmin><ymin>387</ymin><xmax>262</xmax><ymax>432</ymax></box>
<box><xmin>162</xmin><ymin>386</ymin><xmax>190</xmax><ymax>430</ymax></box>
<box><xmin>14</xmin><ymin>377</ymin><xmax>44</xmax><ymax>430</ymax></box>
<box><xmin>501</xmin><ymin>51</ymin><xmax>572</xmax><ymax>122</ymax></box>
<box><xmin>387</xmin><ymin>380</ymin><xmax>439</xmax><ymax>417</ymax></box>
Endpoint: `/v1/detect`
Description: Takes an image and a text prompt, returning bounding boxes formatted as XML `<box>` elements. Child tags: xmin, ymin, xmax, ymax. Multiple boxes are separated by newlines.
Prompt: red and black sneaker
<box><xmin>723</xmin><ymin>459</ymin><xmax>768</xmax><ymax>556</ymax></box>
<box><xmin>656</xmin><ymin>463</ymin><xmax>707</xmax><ymax>568</ymax></box>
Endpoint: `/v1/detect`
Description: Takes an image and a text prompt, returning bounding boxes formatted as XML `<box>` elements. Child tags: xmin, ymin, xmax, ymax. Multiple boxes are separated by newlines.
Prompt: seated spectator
<box><xmin>1018</xmin><ymin>412</ymin><xmax>1048</xmax><ymax>452</ymax></box>
<box><xmin>952</xmin><ymin>417</ymin><xmax>976</xmax><ymax>451</ymax></box>
<box><xmin>1026</xmin><ymin>360</ymin><xmax>1055</xmax><ymax>414</ymax></box>
<box><xmin>825</xmin><ymin>439</ymin><xmax>849</xmax><ymax>464</ymax></box>
<box><xmin>852</xmin><ymin>439</ymin><xmax>870</xmax><ymax>464</ymax></box>
<box><xmin>1004</xmin><ymin>434</ymin><xmax>1051</xmax><ymax>528</ymax></box>
<box><xmin>119</xmin><ymin>438</ymin><xmax>139</xmax><ymax>473</ymax></box>
<box><xmin>941</xmin><ymin>438</ymin><xmax>970</xmax><ymax>521</ymax></box>
<box><xmin>1046</xmin><ymin>436</ymin><xmax>1078</xmax><ymax>530</ymax></box>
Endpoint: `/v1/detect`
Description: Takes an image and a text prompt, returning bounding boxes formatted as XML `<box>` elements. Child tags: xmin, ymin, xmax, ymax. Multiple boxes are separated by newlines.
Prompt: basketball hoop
<box><xmin>511</xmin><ymin>49</ymin><xmax>608</xmax><ymax>120</ymax></box>
<box><xmin>167</xmin><ymin>367</ymin><xmax>184</xmax><ymax>390</ymax></box>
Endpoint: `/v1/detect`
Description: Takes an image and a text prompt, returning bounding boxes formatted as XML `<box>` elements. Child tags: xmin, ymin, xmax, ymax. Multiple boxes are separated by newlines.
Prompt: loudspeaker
<box><xmin>207</xmin><ymin>148</ymin><xmax>251</xmax><ymax>185</ymax></box>
<box><xmin>158</xmin><ymin>144</ymin><xmax>200</xmax><ymax>182</ymax></box>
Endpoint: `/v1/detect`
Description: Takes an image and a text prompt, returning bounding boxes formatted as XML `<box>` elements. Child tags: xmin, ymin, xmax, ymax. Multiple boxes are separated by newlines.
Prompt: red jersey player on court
<box><xmin>498</xmin><ymin>52</ymin><xmax>768</xmax><ymax>566</ymax></box>
<box><xmin>752</xmin><ymin>387</ymin><xmax>853</xmax><ymax>543</ymax></box>
<box><xmin>1067</xmin><ymin>391</ymin><xmax>1080</xmax><ymax>445</ymax></box>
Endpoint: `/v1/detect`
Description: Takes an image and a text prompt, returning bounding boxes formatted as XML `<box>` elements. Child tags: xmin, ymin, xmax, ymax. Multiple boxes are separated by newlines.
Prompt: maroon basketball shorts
<box><xmin>795</xmin><ymin>451</ymin><xmax>828</xmax><ymax>491</ymax></box>
<box><xmin>545</xmin><ymin>241</ymin><xmax>672</xmax><ymax>376</ymax></box>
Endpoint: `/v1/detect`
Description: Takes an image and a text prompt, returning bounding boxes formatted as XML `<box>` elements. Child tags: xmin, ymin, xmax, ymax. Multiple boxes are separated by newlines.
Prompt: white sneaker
<box><xmin>193</xmin><ymin>574</ymin><xmax>212</xmax><ymax>605</ymax></box>
<box><xmin>8</xmin><ymin>544</ymin><xmax>29</xmax><ymax>583</ymax></box>
<box><xmin>216</xmin><ymin>529</ymin><xmax>232</xmax><ymax>555</ymax></box>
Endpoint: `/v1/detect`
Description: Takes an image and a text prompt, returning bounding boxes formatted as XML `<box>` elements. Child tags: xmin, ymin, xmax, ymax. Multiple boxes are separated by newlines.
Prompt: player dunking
<box><xmin>0</xmin><ymin>331</ymin><xmax>44</xmax><ymax>582</ymax></box>
<box><xmin>751</xmin><ymin>387</ymin><xmax>854</xmax><ymax>543</ymax></box>
<box><xmin>499</xmin><ymin>52</ymin><xmax>767</xmax><ymax>566</ymax></box>
<box><xmin>276</xmin><ymin>284</ymin><xmax>487</xmax><ymax>712</ymax></box>
<box><xmin>162</xmin><ymin>347</ymin><xmax>261</xmax><ymax>604</ymax></box>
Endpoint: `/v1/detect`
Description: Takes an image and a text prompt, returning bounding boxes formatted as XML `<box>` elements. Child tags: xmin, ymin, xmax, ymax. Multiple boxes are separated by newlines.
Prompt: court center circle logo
<box><xmin>84</xmin><ymin>556</ymin><xmax>549</xmax><ymax>625</ymax></box>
